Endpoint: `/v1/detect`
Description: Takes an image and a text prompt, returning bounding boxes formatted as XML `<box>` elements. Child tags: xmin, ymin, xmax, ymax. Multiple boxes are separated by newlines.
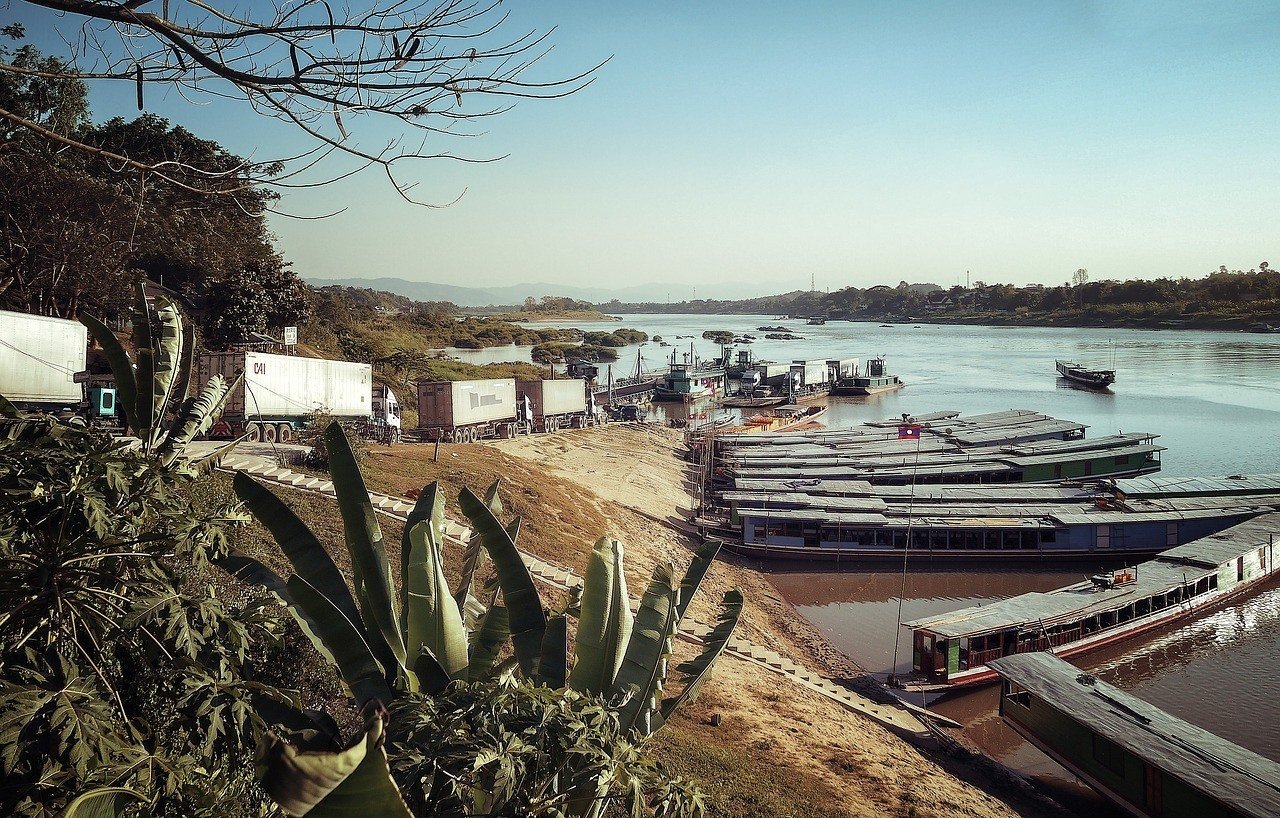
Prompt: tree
<box><xmin>3</xmin><ymin>2</ymin><xmax>602</xmax><ymax>204</ymax></box>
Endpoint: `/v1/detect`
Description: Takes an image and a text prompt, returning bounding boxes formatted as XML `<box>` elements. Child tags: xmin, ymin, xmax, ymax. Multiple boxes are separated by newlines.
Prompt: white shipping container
<box><xmin>197</xmin><ymin>351</ymin><xmax>370</xmax><ymax>418</ymax></box>
<box><xmin>0</xmin><ymin>309</ymin><xmax>86</xmax><ymax>404</ymax></box>
<box><xmin>417</xmin><ymin>379</ymin><xmax>516</xmax><ymax>428</ymax></box>
<box><xmin>517</xmin><ymin>379</ymin><xmax>586</xmax><ymax>417</ymax></box>
<box><xmin>753</xmin><ymin>363</ymin><xmax>791</xmax><ymax>381</ymax></box>
<box><xmin>792</xmin><ymin>360</ymin><xmax>830</xmax><ymax>386</ymax></box>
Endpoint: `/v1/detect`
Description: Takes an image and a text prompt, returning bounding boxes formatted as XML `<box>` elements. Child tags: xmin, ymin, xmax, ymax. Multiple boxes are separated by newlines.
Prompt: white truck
<box><xmin>516</xmin><ymin>378</ymin><xmax>599</xmax><ymax>432</ymax></box>
<box><xmin>0</xmin><ymin>309</ymin><xmax>118</xmax><ymax>420</ymax></box>
<box><xmin>196</xmin><ymin>350</ymin><xmax>401</xmax><ymax>443</ymax></box>
<box><xmin>416</xmin><ymin>378</ymin><xmax>521</xmax><ymax>443</ymax></box>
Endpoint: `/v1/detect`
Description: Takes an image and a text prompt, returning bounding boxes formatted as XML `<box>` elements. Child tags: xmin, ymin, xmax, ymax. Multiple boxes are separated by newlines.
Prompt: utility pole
<box><xmin>811</xmin><ymin>272</ymin><xmax>816</xmax><ymax>292</ymax></box>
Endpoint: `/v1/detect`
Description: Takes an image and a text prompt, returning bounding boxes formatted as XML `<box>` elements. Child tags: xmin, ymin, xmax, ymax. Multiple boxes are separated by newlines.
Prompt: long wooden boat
<box><xmin>903</xmin><ymin>513</ymin><xmax>1280</xmax><ymax>687</ymax></box>
<box><xmin>1056</xmin><ymin>359</ymin><xmax>1115</xmax><ymax>389</ymax></box>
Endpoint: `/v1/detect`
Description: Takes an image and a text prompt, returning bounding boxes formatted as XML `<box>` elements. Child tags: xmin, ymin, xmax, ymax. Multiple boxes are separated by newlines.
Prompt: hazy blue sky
<box><xmin>17</xmin><ymin>2</ymin><xmax>1280</xmax><ymax>294</ymax></box>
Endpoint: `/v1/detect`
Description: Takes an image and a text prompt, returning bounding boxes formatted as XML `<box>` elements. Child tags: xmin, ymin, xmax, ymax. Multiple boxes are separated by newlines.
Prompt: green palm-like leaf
<box><xmin>399</xmin><ymin>483</ymin><xmax>446</xmax><ymax>639</ymax></box>
<box><xmin>569</xmin><ymin>537</ymin><xmax>633</xmax><ymax>695</ymax></box>
<box><xmin>404</xmin><ymin>520</ymin><xmax>469</xmax><ymax>680</ymax></box>
<box><xmin>287</xmin><ymin>575</ymin><xmax>391</xmax><ymax>708</ymax></box>
<box><xmin>259</xmin><ymin>714</ymin><xmax>411</xmax><ymax>818</ymax></box>
<box><xmin>217</xmin><ymin>551</ymin><xmax>336</xmax><ymax>665</ymax></box>
<box><xmin>452</xmin><ymin>479</ymin><xmax>502</xmax><ymax>616</ymax></box>
<box><xmin>78</xmin><ymin>311</ymin><xmax>136</xmax><ymax>435</ymax></box>
<box><xmin>60</xmin><ymin>787</ymin><xmax>148</xmax><ymax>818</ymax></box>
<box><xmin>231</xmin><ymin>472</ymin><xmax>364</xmax><ymax>630</ymax></box>
<box><xmin>654</xmin><ymin>590</ymin><xmax>743</xmax><ymax>731</ymax></box>
<box><xmin>411</xmin><ymin>645</ymin><xmax>452</xmax><ymax>695</ymax></box>
<box><xmin>158</xmin><ymin>371</ymin><xmax>242</xmax><ymax>465</ymax></box>
<box><xmin>326</xmin><ymin>422</ymin><xmax>405</xmax><ymax>677</ymax></box>
<box><xmin>131</xmin><ymin>284</ymin><xmax>156</xmax><ymax>443</ymax></box>
<box><xmin>187</xmin><ymin>435</ymin><xmax>246</xmax><ymax>476</ymax></box>
<box><xmin>457</xmin><ymin>486</ymin><xmax>545</xmax><ymax>677</ymax></box>
<box><xmin>146</xmin><ymin>295</ymin><xmax>183</xmax><ymax>448</ymax></box>
<box><xmin>536</xmin><ymin>614</ymin><xmax>568</xmax><ymax>689</ymax></box>
<box><xmin>613</xmin><ymin>562</ymin><xmax>679</xmax><ymax>734</ymax></box>
<box><xmin>170</xmin><ymin>320</ymin><xmax>196</xmax><ymax>415</ymax></box>
<box><xmin>468</xmin><ymin>603</ymin><xmax>510</xmax><ymax>679</ymax></box>
<box><xmin>675</xmin><ymin>541</ymin><xmax>722</xmax><ymax>623</ymax></box>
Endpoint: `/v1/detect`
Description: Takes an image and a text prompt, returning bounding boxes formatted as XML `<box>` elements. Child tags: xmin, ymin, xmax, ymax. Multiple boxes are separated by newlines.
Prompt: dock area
<box><xmin>991</xmin><ymin>651</ymin><xmax>1280</xmax><ymax>818</ymax></box>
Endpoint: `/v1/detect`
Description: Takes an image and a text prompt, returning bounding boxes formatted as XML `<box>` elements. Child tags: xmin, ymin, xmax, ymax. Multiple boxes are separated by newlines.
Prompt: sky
<box><xmin>14</xmin><ymin>1</ymin><xmax>1280</xmax><ymax>296</ymax></box>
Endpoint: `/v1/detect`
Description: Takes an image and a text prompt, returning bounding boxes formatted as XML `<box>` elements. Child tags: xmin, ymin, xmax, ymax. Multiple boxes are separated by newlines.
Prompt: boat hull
<box><xmin>831</xmin><ymin>382</ymin><xmax>905</xmax><ymax>396</ymax></box>
<box><xmin>716</xmin><ymin>539</ymin><xmax>1168</xmax><ymax>562</ymax></box>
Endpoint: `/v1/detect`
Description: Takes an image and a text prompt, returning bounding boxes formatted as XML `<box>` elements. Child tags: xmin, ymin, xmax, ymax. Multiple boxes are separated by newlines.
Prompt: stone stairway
<box><xmin>217</xmin><ymin>453</ymin><xmax>935</xmax><ymax>740</ymax></box>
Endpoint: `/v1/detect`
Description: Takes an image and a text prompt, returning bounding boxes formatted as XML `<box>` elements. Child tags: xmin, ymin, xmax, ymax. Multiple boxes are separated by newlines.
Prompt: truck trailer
<box><xmin>516</xmin><ymin>378</ymin><xmax>599</xmax><ymax>432</ymax></box>
<box><xmin>417</xmin><ymin>378</ymin><xmax>521</xmax><ymax>442</ymax></box>
<box><xmin>0</xmin><ymin>309</ymin><xmax>117</xmax><ymax>421</ymax></box>
<box><xmin>197</xmin><ymin>350</ymin><xmax>400</xmax><ymax>442</ymax></box>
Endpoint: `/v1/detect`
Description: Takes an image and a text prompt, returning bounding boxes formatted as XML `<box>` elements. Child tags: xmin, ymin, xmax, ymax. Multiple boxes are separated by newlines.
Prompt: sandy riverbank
<box><xmin>486</xmin><ymin>423</ymin><xmax>1068</xmax><ymax>818</ymax></box>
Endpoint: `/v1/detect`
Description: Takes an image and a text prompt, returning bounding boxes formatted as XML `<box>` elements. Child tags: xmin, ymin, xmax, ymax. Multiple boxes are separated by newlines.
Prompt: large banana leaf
<box><xmin>286</xmin><ymin>575</ymin><xmax>392</xmax><ymax>708</ymax></box>
<box><xmin>612</xmin><ymin>562</ymin><xmax>679</xmax><ymax>734</ymax></box>
<box><xmin>468</xmin><ymin>603</ymin><xmax>510</xmax><ymax>679</ymax></box>
<box><xmin>259</xmin><ymin>714</ymin><xmax>411</xmax><ymax>818</ymax></box>
<box><xmin>536</xmin><ymin>614</ymin><xmax>568</xmax><ymax>689</ymax></box>
<box><xmin>231</xmin><ymin>473</ymin><xmax>364</xmax><ymax>631</ymax></box>
<box><xmin>187</xmin><ymin>435</ymin><xmax>246</xmax><ymax>476</ymax></box>
<box><xmin>217</xmin><ymin>551</ymin><xmax>335</xmax><ymax>665</ymax></box>
<box><xmin>170</xmin><ymin>320</ymin><xmax>196</xmax><ymax>415</ymax></box>
<box><xmin>404</xmin><ymin>520</ymin><xmax>469</xmax><ymax>679</ymax></box>
<box><xmin>158</xmin><ymin>372</ymin><xmax>241</xmax><ymax>464</ymax></box>
<box><xmin>145</xmin><ymin>296</ymin><xmax>183</xmax><ymax>448</ymax></box>
<box><xmin>654</xmin><ymin>590</ymin><xmax>743</xmax><ymax>731</ymax></box>
<box><xmin>326</xmin><ymin>423</ymin><xmax>405</xmax><ymax>677</ymax></box>
<box><xmin>131</xmin><ymin>285</ymin><xmax>156</xmax><ymax>444</ymax></box>
<box><xmin>61</xmin><ymin>787</ymin><xmax>147</xmax><ymax>818</ymax></box>
<box><xmin>457</xmin><ymin>486</ymin><xmax>546</xmax><ymax>678</ymax></box>
<box><xmin>674</xmin><ymin>540</ymin><xmax>722</xmax><ymax>623</ymax></box>
<box><xmin>0</xmin><ymin>394</ymin><xmax>17</xmax><ymax>418</ymax></box>
<box><xmin>78</xmin><ymin>311</ymin><xmax>136</xmax><ymax>435</ymax></box>
<box><xmin>568</xmin><ymin>537</ymin><xmax>633</xmax><ymax>695</ymax></box>
<box><xmin>451</xmin><ymin>479</ymin><xmax>502</xmax><ymax>616</ymax></box>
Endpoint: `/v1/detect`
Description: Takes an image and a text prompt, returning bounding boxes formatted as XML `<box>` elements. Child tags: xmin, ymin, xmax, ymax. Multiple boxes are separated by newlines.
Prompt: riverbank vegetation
<box><xmin>605</xmin><ymin>265</ymin><xmax>1280</xmax><ymax>331</ymax></box>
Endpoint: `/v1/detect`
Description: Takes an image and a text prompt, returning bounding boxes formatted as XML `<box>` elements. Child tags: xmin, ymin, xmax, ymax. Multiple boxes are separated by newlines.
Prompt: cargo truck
<box><xmin>516</xmin><ymin>378</ymin><xmax>600</xmax><ymax>432</ymax></box>
<box><xmin>197</xmin><ymin>350</ymin><xmax>400</xmax><ymax>443</ymax></box>
<box><xmin>417</xmin><ymin>378</ymin><xmax>523</xmax><ymax>442</ymax></box>
<box><xmin>0</xmin><ymin>309</ymin><xmax>117</xmax><ymax>421</ymax></box>
<box><xmin>789</xmin><ymin>359</ymin><xmax>832</xmax><ymax>398</ymax></box>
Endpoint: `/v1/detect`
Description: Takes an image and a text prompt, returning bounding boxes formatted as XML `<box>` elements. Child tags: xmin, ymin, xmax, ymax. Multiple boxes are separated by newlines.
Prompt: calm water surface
<box><xmin>502</xmin><ymin>315</ymin><xmax>1280</xmax><ymax>790</ymax></box>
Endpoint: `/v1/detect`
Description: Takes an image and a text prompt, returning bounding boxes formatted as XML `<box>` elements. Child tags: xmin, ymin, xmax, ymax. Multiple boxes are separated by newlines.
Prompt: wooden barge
<box><xmin>992</xmin><ymin>651</ymin><xmax>1280</xmax><ymax>818</ymax></box>
<box><xmin>905</xmin><ymin>513</ymin><xmax>1280</xmax><ymax>685</ymax></box>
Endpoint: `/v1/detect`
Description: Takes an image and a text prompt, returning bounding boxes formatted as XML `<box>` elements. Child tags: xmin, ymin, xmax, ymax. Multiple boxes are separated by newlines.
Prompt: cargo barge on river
<box><xmin>904</xmin><ymin>512</ymin><xmax>1280</xmax><ymax>687</ymax></box>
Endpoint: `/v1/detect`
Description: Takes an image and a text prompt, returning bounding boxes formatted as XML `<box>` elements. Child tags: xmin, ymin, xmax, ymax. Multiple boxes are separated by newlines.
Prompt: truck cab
<box><xmin>371</xmin><ymin>384</ymin><xmax>402</xmax><ymax>443</ymax></box>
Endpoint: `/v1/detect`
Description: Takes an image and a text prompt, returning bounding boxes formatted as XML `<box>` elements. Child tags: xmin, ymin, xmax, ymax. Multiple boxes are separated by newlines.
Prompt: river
<box><xmin>452</xmin><ymin>314</ymin><xmax>1280</xmax><ymax>800</ymax></box>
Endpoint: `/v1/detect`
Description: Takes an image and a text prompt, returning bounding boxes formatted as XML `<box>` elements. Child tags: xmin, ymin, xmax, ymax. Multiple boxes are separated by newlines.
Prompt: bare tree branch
<box><xmin>5</xmin><ymin>0</ymin><xmax>605</xmax><ymax>204</ymax></box>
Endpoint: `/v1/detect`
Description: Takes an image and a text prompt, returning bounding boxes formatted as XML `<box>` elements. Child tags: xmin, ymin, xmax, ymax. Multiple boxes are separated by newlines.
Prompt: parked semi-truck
<box><xmin>417</xmin><ymin>378</ymin><xmax>522</xmax><ymax>442</ymax></box>
<box><xmin>197</xmin><ymin>350</ymin><xmax>401</xmax><ymax>443</ymax></box>
<box><xmin>0</xmin><ymin>309</ymin><xmax>117</xmax><ymax>420</ymax></box>
<box><xmin>418</xmin><ymin>377</ymin><xmax>602</xmax><ymax>441</ymax></box>
<box><xmin>516</xmin><ymin>379</ymin><xmax>601</xmax><ymax>432</ymax></box>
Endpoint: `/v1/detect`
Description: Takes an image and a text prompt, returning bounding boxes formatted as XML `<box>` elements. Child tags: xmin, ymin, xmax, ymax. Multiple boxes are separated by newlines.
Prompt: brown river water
<box><xmin>486</xmin><ymin>315</ymin><xmax>1280</xmax><ymax>804</ymax></box>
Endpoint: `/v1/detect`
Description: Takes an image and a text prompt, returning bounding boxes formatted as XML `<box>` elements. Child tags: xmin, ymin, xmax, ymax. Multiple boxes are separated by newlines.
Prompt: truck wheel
<box><xmin>276</xmin><ymin>423</ymin><xmax>293</xmax><ymax>443</ymax></box>
<box><xmin>469</xmin><ymin>427</ymin><xmax>480</xmax><ymax>444</ymax></box>
<box><xmin>262</xmin><ymin>424</ymin><xmax>278</xmax><ymax>444</ymax></box>
<box><xmin>246</xmin><ymin>422</ymin><xmax>262</xmax><ymax>442</ymax></box>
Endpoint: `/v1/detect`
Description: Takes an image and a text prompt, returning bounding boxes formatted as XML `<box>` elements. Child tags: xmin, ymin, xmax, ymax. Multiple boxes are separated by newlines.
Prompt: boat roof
<box><xmin>989</xmin><ymin>652</ymin><xmax>1280</xmax><ymax>818</ymax></box>
<box><xmin>1115</xmin><ymin>474</ymin><xmax>1280</xmax><ymax>498</ymax></box>
<box><xmin>906</xmin><ymin>512</ymin><xmax>1280</xmax><ymax>637</ymax></box>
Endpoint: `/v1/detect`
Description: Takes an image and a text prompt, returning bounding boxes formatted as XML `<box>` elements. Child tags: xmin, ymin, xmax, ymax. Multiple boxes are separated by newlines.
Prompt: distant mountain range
<box><xmin>303</xmin><ymin>277</ymin><xmax>782</xmax><ymax>307</ymax></box>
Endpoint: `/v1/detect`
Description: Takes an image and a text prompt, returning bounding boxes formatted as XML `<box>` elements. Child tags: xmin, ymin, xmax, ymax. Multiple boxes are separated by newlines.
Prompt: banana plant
<box><xmin>458</xmin><ymin>491</ymin><xmax>745</xmax><ymax>737</ymax></box>
<box><xmin>79</xmin><ymin>281</ymin><xmax>242</xmax><ymax>471</ymax></box>
<box><xmin>219</xmin><ymin>422</ymin><xmax>536</xmax><ymax>707</ymax></box>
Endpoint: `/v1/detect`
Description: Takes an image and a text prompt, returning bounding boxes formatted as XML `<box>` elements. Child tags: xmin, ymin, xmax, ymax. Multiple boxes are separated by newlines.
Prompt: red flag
<box><xmin>898</xmin><ymin>423</ymin><xmax>922</xmax><ymax>440</ymax></box>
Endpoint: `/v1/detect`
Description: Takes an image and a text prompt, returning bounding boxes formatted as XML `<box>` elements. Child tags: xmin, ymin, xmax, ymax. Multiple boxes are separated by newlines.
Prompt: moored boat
<box><xmin>831</xmin><ymin>356</ymin><xmax>904</xmax><ymax>396</ymax></box>
<box><xmin>1056</xmin><ymin>359</ymin><xmax>1115</xmax><ymax>389</ymax></box>
<box><xmin>903</xmin><ymin>512</ymin><xmax>1280</xmax><ymax>688</ymax></box>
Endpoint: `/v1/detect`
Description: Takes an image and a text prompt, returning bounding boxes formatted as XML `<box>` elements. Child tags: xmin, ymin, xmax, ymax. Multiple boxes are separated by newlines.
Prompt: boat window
<box><xmin>1210</xmin><ymin>575</ymin><xmax>1218</xmax><ymax>590</ymax></box>
<box><xmin>1166</xmin><ymin>523</ymin><xmax>1178</xmax><ymax>547</ymax></box>
<box><xmin>1005</xmin><ymin>682</ymin><xmax>1032</xmax><ymax>710</ymax></box>
<box><xmin>1083</xmin><ymin>460</ymin><xmax>1094</xmax><ymax>476</ymax></box>
<box><xmin>1116</xmin><ymin>454</ymin><xmax>1130</xmax><ymax>465</ymax></box>
<box><xmin>1096</xmin><ymin>525</ymin><xmax>1111</xmax><ymax>548</ymax></box>
<box><xmin>1053</xmin><ymin>464</ymin><xmax>1063</xmax><ymax>479</ymax></box>
<box><xmin>1040</xmin><ymin>529</ymin><xmax>1057</xmax><ymax>544</ymax></box>
<box><xmin>1092</xmin><ymin>735</ymin><xmax>1127</xmax><ymax>777</ymax></box>
<box><xmin>1238</xmin><ymin>556</ymin><xmax>1244</xmax><ymax>582</ymax></box>
<box><xmin>1260</xmin><ymin>547</ymin><xmax>1268</xmax><ymax>572</ymax></box>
